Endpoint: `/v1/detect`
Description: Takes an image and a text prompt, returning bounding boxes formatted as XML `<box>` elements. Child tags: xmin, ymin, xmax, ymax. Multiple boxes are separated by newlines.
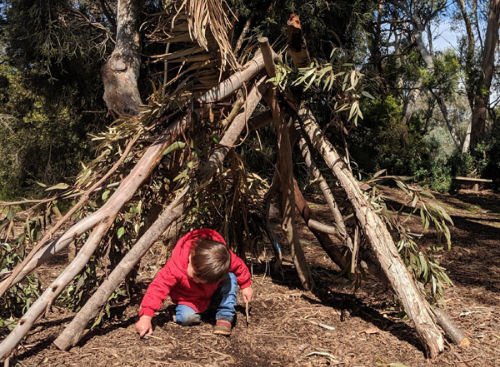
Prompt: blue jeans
<box><xmin>175</xmin><ymin>272</ymin><xmax>237</xmax><ymax>326</ymax></box>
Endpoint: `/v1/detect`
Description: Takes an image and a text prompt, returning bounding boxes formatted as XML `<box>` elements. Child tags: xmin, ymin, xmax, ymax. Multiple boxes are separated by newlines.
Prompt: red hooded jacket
<box><xmin>139</xmin><ymin>229</ymin><xmax>252</xmax><ymax>317</ymax></box>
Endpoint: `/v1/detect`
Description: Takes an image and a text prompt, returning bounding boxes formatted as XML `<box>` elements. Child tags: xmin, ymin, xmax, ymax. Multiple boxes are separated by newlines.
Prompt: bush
<box><xmin>429</xmin><ymin>161</ymin><xmax>452</xmax><ymax>193</ymax></box>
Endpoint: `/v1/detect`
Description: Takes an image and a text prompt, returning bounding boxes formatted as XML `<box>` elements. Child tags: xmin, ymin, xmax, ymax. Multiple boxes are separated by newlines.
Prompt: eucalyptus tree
<box><xmin>456</xmin><ymin>0</ymin><xmax>500</xmax><ymax>151</ymax></box>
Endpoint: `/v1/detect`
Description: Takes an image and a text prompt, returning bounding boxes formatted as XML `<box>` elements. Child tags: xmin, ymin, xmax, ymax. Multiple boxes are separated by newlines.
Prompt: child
<box><xmin>135</xmin><ymin>228</ymin><xmax>253</xmax><ymax>336</ymax></box>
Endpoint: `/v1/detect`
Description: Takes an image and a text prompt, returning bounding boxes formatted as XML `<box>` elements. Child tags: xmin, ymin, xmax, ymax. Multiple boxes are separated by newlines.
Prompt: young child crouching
<box><xmin>135</xmin><ymin>228</ymin><xmax>253</xmax><ymax>336</ymax></box>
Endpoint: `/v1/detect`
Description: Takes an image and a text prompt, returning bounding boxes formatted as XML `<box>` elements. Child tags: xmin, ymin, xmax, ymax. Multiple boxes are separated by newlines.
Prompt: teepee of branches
<box><xmin>0</xmin><ymin>1</ymin><xmax>469</xmax><ymax>360</ymax></box>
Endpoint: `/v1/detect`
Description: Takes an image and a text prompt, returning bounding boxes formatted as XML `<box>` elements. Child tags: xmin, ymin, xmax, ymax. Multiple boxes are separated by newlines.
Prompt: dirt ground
<box><xmin>5</xmin><ymin>187</ymin><xmax>500</xmax><ymax>367</ymax></box>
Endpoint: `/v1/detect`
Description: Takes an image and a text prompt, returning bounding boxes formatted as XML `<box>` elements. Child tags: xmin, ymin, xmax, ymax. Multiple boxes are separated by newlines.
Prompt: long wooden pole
<box><xmin>259</xmin><ymin>37</ymin><xmax>314</xmax><ymax>290</ymax></box>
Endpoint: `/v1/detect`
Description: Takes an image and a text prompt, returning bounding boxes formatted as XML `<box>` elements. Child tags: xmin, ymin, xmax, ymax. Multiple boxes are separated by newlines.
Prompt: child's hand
<box><xmin>242</xmin><ymin>286</ymin><xmax>253</xmax><ymax>303</ymax></box>
<box><xmin>135</xmin><ymin>315</ymin><xmax>153</xmax><ymax>337</ymax></box>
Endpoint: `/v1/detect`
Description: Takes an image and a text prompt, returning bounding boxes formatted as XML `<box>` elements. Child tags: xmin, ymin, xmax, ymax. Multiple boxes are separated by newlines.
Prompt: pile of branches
<box><xmin>0</xmin><ymin>0</ymin><xmax>468</xmax><ymax>361</ymax></box>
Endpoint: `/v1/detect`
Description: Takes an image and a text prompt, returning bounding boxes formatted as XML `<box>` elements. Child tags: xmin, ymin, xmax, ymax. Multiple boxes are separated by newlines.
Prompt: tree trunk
<box><xmin>470</xmin><ymin>0</ymin><xmax>500</xmax><ymax>149</ymax></box>
<box><xmin>456</xmin><ymin>0</ymin><xmax>476</xmax><ymax>110</ymax></box>
<box><xmin>299</xmin><ymin>106</ymin><xmax>444</xmax><ymax>358</ymax></box>
<box><xmin>395</xmin><ymin>1</ymin><xmax>461</xmax><ymax>148</ymax></box>
<box><xmin>402</xmin><ymin>77</ymin><xmax>423</xmax><ymax>126</ymax></box>
<box><xmin>102</xmin><ymin>0</ymin><xmax>142</xmax><ymax>116</ymax></box>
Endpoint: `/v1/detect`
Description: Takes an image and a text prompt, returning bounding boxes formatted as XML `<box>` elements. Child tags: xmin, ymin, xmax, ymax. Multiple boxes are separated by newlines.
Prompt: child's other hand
<box><xmin>135</xmin><ymin>315</ymin><xmax>153</xmax><ymax>337</ymax></box>
<box><xmin>242</xmin><ymin>286</ymin><xmax>253</xmax><ymax>303</ymax></box>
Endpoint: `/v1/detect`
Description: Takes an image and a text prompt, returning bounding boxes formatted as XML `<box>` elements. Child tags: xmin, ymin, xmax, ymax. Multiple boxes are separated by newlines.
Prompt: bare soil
<box><xmin>5</xmin><ymin>188</ymin><xmax>500</xmax><ymax>367</ymax></box>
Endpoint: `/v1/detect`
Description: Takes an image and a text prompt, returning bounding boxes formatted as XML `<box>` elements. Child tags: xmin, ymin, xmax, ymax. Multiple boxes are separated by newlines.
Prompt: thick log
<box><xmin>202</xmin><ymin>76</ymin><xmax>267</xmax><ymax>176</ymax></box>
<box><xmin>299</xmin><ymin>106</ymin><xmax>444</xmax><ymax>357</ymax></box>
<box><xmin>198</xmin><ymin>53</ymin><xmax>265</xmax><ymax>103</ymax></box>
<box><xmin>52</xmin><ymin>78</ymin><xmax>267</xmax><ymax>351</ymax></box>
<box><xmin>260</xmin><ymin>38</ymin><xmax>314</xmax><ymax>290</ymax></box>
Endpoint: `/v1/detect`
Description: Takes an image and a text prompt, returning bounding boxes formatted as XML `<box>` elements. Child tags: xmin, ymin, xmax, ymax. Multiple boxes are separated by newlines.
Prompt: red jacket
<box><xmin>139</xmin><ymin>229</ymin><xmax>252</xmax><ymax>317</ymax></box>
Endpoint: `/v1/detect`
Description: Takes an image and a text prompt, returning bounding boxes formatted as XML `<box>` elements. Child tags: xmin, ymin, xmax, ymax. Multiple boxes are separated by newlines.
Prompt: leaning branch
<box><xmin>259</xmin><ymin>37</ymin><xmax>314</xmax><ymax>290</ymax></box>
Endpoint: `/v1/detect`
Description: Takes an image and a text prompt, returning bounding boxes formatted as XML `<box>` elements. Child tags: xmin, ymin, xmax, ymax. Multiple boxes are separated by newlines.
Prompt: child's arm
<box><xmin>135</xmin><ymin>262</ymin><xmax>177</xmax><ymax>336</ymax></box>
<box><xmin>228</xmin><ymin>251</ymin><xmax>253</xmax><ymax>300</ymax></box>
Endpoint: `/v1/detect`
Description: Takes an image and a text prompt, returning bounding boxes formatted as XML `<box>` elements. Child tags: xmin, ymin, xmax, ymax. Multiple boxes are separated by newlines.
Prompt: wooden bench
<box><xmin>453</xmin><ymin>176</ymin><xmax>493</xmax><ymax>192</ymax></box>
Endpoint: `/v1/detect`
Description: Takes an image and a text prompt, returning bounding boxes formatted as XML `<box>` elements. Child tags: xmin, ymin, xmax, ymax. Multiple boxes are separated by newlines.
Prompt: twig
<box><xmin>245</xmin><ymin>301</ymin><xmax>250</xmax><ymax>326</ymax></box>
<box><xmin>142</xmin><ymin>334</ymin><xmax>163</xmax><ymax>340</ymax></box>
<box><xmin>305</xmin><ymin>351</ymin><xmax>342</xmax><ymax>364</ymax></box>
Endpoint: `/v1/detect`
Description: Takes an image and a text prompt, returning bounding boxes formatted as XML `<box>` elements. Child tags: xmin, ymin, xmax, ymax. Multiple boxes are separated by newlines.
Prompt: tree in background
<box><xmin>0</xmin><ymin>0</ymin><xmax>114</xmax><ymax>197</ymax></box>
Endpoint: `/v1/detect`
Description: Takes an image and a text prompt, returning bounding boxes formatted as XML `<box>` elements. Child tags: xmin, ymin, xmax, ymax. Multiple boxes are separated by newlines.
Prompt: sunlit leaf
<box><xmin>117</xmin><ymin>227</ymin><xmax>125</xmax><ymax>239</ymax></box>
<box><xmin>46</xmin><ymin>183</ymin><xmax>70</xmax><ymax>191</ymax></box>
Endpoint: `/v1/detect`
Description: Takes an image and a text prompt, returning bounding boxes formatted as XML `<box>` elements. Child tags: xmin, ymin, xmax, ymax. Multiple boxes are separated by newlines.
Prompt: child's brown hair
<box><xmin>190</xmin><ymin>238</ymin><xmax>231</xmax><ymax>283</ymax></box>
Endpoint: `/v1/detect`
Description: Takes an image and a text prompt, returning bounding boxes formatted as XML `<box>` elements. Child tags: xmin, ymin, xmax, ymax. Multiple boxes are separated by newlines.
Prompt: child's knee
<box><xmin>176</xmin><ymin>313</ymin><xmax>201</xmax><ymax>326</ymax></box>
<box><xmin>175</xmin><ymin>305</ymin><xmax>201</xmax><ymax>326</ymax></box>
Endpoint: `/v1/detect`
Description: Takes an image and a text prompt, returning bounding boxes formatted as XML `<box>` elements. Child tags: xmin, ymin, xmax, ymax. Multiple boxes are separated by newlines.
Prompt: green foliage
<box><xmin>228</xmin><ymin>0</ymin><xmax>377</xmax><ymax>58</ymax></box>
<box><xmin>428</xmin><ymin>162</ymin><xmax>452</xmax><ymax>194</ymax></box>
<box><xmin>0</xmin><ymin>0</ymin><xmax>112</xmax><ymax>198</ymax></box>
<box><xmin>270</xmin><ymin>48</ymin><xmax>367</xmax><ymax>129</ymax></box>
<box><xmin>423</xmin><ymin>51</ymin><xmax>461</xmax><ymax>95</ymax></box>
<box><xmin>0</xmin><ymin>60</ymin><xmax>102</xmax><ymax>198</ymax></box>
<box><xmin>453</xmin><ymin>123</ymin><xmax>500</xmax><ymax>190</ymax></box>
<box><xmin>0</xmin><ymin>240</ymin><xmax>41</xmax><ymax>337</ymax></box>
<box><xmin>367</xmin><ymin>177</ymin><xmax>453</xmax><ymax>302</ymax></box>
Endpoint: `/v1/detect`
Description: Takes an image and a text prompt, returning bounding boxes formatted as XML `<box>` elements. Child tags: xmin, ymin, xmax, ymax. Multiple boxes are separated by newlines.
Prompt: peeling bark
<box><xmin>259</xmin><ymin>37</ymin><xmax>314</xmax><ymax>290</ymax></box>
<box><xmin>287</xmin><ymin>14</ymin><xmax>311</xmax><ymax>68</ymax></box>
